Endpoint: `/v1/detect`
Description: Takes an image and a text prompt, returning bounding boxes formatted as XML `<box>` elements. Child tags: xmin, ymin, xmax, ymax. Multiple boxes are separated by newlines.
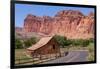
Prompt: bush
<box><xmin>71</xmin><ymin>39</ymin><xmax>82</xmax><ymax>46</ymax></box>
<box><xmin>54</xmin><ymin>35</ymin><xmax>94</xmax><ymax>47</ymax></box>
<box><xmin>15</xmin><ymin>38</ymin><xmax>23</xmax><ymax>49</ymax></box>
<box><xmin>64</xmin><ymin>39</ymin><xmax>72</xmax><ymax>46</ymax></box>
<box><xmin>24</xmin><ymin>37</ymin><xmax>37</xmax><ymax>48</ymax></box>
<box><xmin>71</xmin><ymin>39</ymin><xmax>91</xmax><ymax>47</ymax></box>
<box><xmin>54</xmin><ymin>35</ymin><xmax>71</xmax><ymax>47</ymax></box>
<box><xmin>82</xmin><ymin>40</ymin><xmax>90</xmax><ymax>47</ymax></box>
<box><xmin>87</xmin><ymin>43</ymin><xmax>94</xmax><ymax>61</ymax></box>
<box><xmin>88</xmin><ymin>38</ymin><xmax>94</xmax><ymax>43</ymax></box>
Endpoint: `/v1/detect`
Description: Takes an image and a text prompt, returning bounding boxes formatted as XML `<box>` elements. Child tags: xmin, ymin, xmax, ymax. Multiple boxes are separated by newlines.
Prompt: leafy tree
<box><xmin>71</xmin><ymin>39</ymin><xmax>82</xmax><ymax>46</ymax></box>
<box><xmin>54</xmin><ymin>35</ymin><xmax>93</xmax><ymax>47</ymax></box>
<box><xmin>71</xmin><ymin>39</ymin><xmax>90</xmax><ymax>47</ymax></box>
<box><xmin>54</xmin><ymin>35</ymin><xmax>71</xmax><ymax>47</ymax></box>
<box><xmin>24</xmin><ymin>37</ymin><xmax>37</xmax><ymax>48</ymax></box>
<box><xmin>15</xmin><ymin>38</ymin><xmax>23</xmax><ymax>49</ymax></box>
<box><xmin>82</xmin><ymin>40</ymin><xmax>90</xmax><ymax>47</ymax></box>
<box><xmin>88</xmin><ymin>38</ymin><xmax>94</xmax><ymax>43</ymax></box>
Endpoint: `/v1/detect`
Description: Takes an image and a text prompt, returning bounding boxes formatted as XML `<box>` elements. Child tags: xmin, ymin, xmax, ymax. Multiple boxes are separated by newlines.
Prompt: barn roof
<box><xmin>27</xmin><ymin>36</ymin><xmax>53</xmax><ymax>51</ymax></box>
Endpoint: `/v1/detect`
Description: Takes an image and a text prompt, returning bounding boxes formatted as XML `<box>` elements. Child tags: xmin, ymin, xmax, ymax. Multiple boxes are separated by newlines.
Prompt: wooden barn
<box><xmin>26</xmin><ymin>36</ymin><xmax>61</xmax><ymax>60</ymax></box>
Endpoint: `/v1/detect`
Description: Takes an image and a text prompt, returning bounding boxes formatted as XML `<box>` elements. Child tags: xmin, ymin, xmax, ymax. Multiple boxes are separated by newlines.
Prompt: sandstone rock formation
<box><xmin>23</xmin><ymin>10</ymin><xmax>95</xmax><ymax>39</ymax></box>
<box><xmin>15</xmin><ymin>27</ymin><xmax>23</xmax><ymax>33</ymax></box>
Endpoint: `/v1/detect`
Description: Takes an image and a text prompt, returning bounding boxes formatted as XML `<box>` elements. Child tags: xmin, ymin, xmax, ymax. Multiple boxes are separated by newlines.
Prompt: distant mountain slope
<box><xmin>15</xmin><ymin>27</ymin><xmax>49</xmax><ymax>40</ymax></box>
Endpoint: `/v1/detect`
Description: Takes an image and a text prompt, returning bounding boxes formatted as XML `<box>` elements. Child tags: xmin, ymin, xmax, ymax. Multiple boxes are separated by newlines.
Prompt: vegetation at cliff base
<box><xmin>54</xmin><ymin>35</ymin><xmax>94</xmax><ymax>48</ymax></box>
<box><xmin>15</xmin><ymin>38</ymin><xmax>23</xmax><ymax>49</ymax></box>
<box><xmin>24</xmin><ymin>37</ymin><xmax>37</xmax><ymax>48</ymax></box>
<box><xmin>15</xmin><ymin>37</ymin><xmax>37</xmax><ymax>49</ymax></box>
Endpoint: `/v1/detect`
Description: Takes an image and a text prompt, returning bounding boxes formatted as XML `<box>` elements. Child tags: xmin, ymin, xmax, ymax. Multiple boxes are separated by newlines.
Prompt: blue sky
<box><xmin>15</xmin><ymin>4</ymin><xmax>94</xmax><ymax>27</ymax></box>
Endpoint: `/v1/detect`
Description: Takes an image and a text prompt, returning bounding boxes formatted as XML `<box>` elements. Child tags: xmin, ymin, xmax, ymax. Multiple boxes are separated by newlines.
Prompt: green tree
<box><xmin>82</xmin><ymin>40</ymin><xmax>90</xmax><ymax>47</ymax></box>
<box><xmin>15</xmin><ymin>38</ymin><xmax>23</xmax><ymax>49</ymax></box>
<box><xmin>71</xmin><ymin>39</ymin><xmax>82</xmax><ymax>46</ymax></box>
<box><xmin>71</xmin><ymin>39</ymin><xmax>90</xmax><ymax>47</ymax></box>
<box><xmin>24</xmin><ymin>37</ymin><xmax>37</xmax><ymax>48</ymax></box>
<box><xmin>89</xmin><ymin>38</ymin><xmax>94</xmax><ymax>43</ymax></box>
<box><xmin>54</xmin><ymin>35</ymin><xmax>71</xmax><ymax>47</ymax></box>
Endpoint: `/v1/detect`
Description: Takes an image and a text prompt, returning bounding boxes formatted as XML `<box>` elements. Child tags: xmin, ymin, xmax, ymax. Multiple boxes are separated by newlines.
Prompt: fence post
<box><xmin>19</xmin><ymin>56</ymin><xmax>20</xmax><ymax>64</ymax></box>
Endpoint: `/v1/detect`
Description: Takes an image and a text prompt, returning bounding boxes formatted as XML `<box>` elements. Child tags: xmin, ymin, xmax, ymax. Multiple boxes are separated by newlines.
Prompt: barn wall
<box><xmin>26</xmin><ymin>38</ymin><xmax>61</xmax><ymax>58</ymax></box>
<box><xmin>33</xmin><ymin>38</ymin><xmax>60</xmax><ymax>55</ymax></box>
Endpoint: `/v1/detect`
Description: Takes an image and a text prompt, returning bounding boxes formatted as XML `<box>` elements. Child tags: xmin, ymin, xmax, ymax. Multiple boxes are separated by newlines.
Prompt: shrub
<box><xmin>24</xmin><ymin>37</ymin><xmax>37</xmax><ymax>48</ymax></box>
<box><xmin>71</xmin><ymin>39</ymin><xmax>90</xmax><ymax>47</ymax></box>
<box><xmin>54</xmin><ymin>35</ymin><xmax>93</xmax><ymax>47</ymax></box>
<box><xmin>82</xmin><ymin>40</ymin><xmax>90</xmax><ymax>47</ymax></box>
<box><xmin>88</xmin><ymin>38</ymin><xmax>94</xmax><ymax>43</ymax></box>
<box><xmin>54</xmin><ymin>35</ymin><xmax>71</xmax><ymax>47</ymax></box>
<box><xmin>15</xmin><ymin>38</ymin><xmax>23</xmax><ymax>49</ymax></box>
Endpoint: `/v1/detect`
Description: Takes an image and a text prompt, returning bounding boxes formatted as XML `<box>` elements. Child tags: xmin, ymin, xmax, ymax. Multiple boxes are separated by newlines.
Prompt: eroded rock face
<box><xmin>15</xmin><ymin>27</ymin><xmax>23</xmax><ymax>33</ymax></box>
<box><xmin>23</xmin><ymin>10</ymin><xmax>95</xmax><ymax>39</ymax></box>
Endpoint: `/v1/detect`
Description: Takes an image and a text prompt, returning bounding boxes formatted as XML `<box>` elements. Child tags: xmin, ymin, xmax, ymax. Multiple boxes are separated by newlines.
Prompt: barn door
<box><xmin>53</xmin><ymin>45</ymin><xmax>56</xmax><ymax>50</ymax></box>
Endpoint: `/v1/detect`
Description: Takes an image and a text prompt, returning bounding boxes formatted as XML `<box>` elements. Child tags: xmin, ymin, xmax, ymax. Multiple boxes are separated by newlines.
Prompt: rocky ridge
<box><xmin>23</xmin><ymin>10</ymin><xmax>94</xmax><ymax>39</ymax></box>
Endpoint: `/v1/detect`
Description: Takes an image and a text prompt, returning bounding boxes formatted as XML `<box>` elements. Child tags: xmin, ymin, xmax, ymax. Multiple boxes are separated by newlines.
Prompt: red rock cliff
<box><xmin>23</xmin><ymin>10</ymin><xmax>95</xmax><ymax>39</ymax></box>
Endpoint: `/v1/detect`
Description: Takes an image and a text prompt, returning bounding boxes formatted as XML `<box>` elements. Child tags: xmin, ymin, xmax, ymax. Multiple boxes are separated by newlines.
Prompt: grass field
<box><xmin>15</xmin><ymin>49</ymin><xmax>34</xmax><ymax>65</ymax></box>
